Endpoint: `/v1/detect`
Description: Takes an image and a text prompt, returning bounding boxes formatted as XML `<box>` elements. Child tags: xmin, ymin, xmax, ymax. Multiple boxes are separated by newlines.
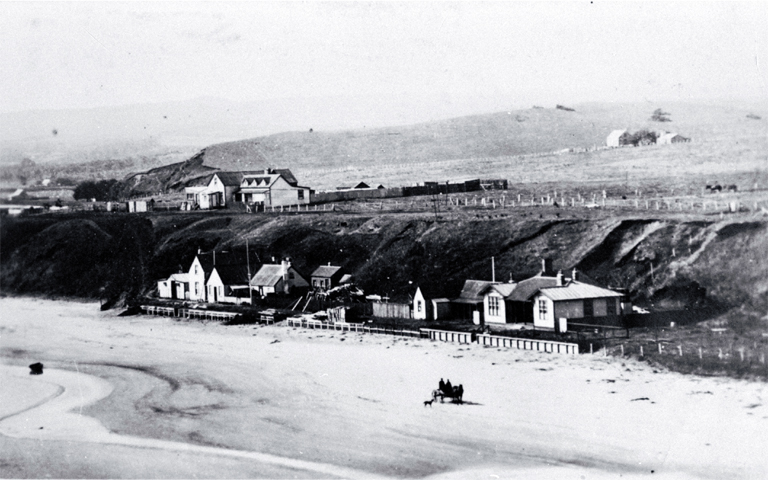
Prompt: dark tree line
<box><xmin>73</xmin><ymin>179</ymin><xmax>122</xmax><ymax>201</ymax></box>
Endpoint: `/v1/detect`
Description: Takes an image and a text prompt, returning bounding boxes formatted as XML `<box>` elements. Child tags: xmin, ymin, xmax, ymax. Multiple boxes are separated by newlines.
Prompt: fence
<box><xmin>477</xmin><ymin>334</ymin><xmax>579</xmax><ymax>354</ymax></box>
<box><xmin>422</xmin><ymin>329</ymin><xmax>473</xmax><ymax>344</ymax></box>
<box><xmin>140</xmin><ymin>305</ymin><xmax>241</xmax><ymax>322</ymax></box>
<box><xmin>372</xmin><ymin>302</ymin><xmax>412</xmax><ymax>319</ymax></box>
<box><xmin>286</xmin><ymin>318</ymin><xmax>424</xmax><ymax>338</ymax></box>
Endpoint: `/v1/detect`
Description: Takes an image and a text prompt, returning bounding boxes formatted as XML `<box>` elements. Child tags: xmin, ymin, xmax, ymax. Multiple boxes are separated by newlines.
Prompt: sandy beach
<box><xmin>1</xmin><ymin>297</ymin><xmax>767</xmax><ymax>479</ymax></box>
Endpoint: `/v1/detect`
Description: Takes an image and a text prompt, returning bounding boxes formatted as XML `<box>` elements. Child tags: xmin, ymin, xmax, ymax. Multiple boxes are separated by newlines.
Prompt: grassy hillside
<box><xmin>6</xmin><ymin>100</ymin><xmax>764</xmax><ymax>192</ymax></box>
<box><xmin>3</xmin><ymin>209</ymin><xmax>767</xmax><ymax>315</ymax></box>
<box><xmin>164</xmin><ymin>100</ymin><xmax>768</xmax><ymax>191</ymax></box>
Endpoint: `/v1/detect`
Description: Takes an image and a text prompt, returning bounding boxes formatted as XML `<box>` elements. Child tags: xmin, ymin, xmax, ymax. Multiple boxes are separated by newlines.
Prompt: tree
<box><xmin>651</xmin><ymin>108</ymin><xmax>671</xmax><ymax>122</ymax></box>
<box><xmin>628</xmin><ymin>129</ymin><xmax>659</xmax><ymax>146</ymax></box>
<box><xmin>73</xmin><ymin>179</ymin><xmax>120</xmax><ymax>201</ymax></box>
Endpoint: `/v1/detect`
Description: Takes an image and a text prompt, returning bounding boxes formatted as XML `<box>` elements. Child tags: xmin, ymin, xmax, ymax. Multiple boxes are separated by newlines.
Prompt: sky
<box><xmin>2</xmin><ymin>1</ymin><xmax>767</xmax><ymax>115</ymax></box>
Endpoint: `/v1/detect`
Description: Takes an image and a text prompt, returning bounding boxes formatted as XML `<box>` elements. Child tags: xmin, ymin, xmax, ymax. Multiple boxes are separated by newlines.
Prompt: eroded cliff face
<box><xmin>2</xmin><ymin>212</ymin><xmax>766</xmax><ymax>313</ymax></box>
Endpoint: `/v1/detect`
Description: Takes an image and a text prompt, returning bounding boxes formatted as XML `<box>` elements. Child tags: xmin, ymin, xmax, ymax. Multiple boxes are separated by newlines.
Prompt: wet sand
<box><xmin>1</xmin><ymin>297</ymin><xmax>767</xmax><ymax>479</ymax></box>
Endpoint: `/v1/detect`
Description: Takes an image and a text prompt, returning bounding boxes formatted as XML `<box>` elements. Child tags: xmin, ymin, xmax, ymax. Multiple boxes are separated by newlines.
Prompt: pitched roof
<box><xmin>537</xmin><ymin>281</ymin><xmax>624</xmax><ymax>301</ymax></box>
<box><xmin>168</xmin><ymin>273</ymin><xmax>190</xmax><ymax>282</ymax></box>
<box><xmin>607</xmin><ymin>129</ymin><xmax>628</xmax><ymax>141</ymax></box>
<box><xmin>213</xmin><ymin>172</ymin><xmax>247</xmax><ymax>186</ymax></box>
<box><xmin>507</xmin><ymin>276</ymin><xmax>560</xmax><ymax>301</ymax></box>
<box><xmin>455</xmin><ymin>280</ymin><xmax>494</xmax><ymax>303</ymax></box>
<box><xmin>312</xmin><ymin>265</ymin><xmax>343</xmax><ymax>278</ymax></box>
<box><xmin>197</xmin><ymin>251</ymin><xmax>253</xmax><ymax>271</ymax></box>
<box><xmin>483</xmin><ymin>283</ymin><xmax>517</xmax><ymax>298</ymax></box>
<box><xmin>250</xmin><ymin>264</ymin><xmax>286</xmax><ymax>287</ymax></box>
<box><xmin>211</xmin><ymin>265</ymin><xmax>252</xmax><ymax>286</ymax></box>
<box><xmin>273</xmin><ymin>169</ymin><xmax>298</xmax><ymax>186</ymax></box>
<box><xmin>240</xmin><ymin>174</ymin><xmax>280</xmax><ymax>189</ymax></box>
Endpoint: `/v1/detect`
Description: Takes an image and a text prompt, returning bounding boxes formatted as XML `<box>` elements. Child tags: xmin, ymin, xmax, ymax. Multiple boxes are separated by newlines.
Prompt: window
<box><xmin>488</xmin><ymin>296</ymin><xmax>500</xmax><ymax>316</ymax></box>
<box><xmin>583</xmin><ymin>299</ymin><xmax>594</xmax><ymax>317</ymax></box>
<box><xmin>195</xmin><ymin>282</ymin><xmax>200</xmax><ymax>295</ymax></box>
<box><xmin>538</xmin><ymin>298</ymin><xmax>548</xmax><ymax>320</ymax></box>
<box><xmin>606</xmin><ymin>298</ymin><xmax>617</xmax><ymax>316</ymax></box>
<box><xmin>298</xmin><ymin>190</ymin><xmax>304</xmax><ymax>200</ymax></box>
<box><xmin>417</xmin><ymin>301</ymin><xmax>422</xmax><ymax>313</ymax></box>
<box><xmin>289</xmin><ymin>272</ymin><xmax>295</xmax><ymax>280</ymax></box>
<box><xmin>194</xmin><ymin>265</ymin><xmax>198</xmax><ymax>275</ymax></box>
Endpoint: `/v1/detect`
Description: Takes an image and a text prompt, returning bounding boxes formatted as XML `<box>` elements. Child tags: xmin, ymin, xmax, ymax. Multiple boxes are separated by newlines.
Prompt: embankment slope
<box><xmin>2</xmin><ymin>211</ymin><xmax>767</xmax><ymax>313</ymax></box>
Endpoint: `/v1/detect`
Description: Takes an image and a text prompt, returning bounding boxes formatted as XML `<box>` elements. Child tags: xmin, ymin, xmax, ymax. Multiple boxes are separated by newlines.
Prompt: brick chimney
<box><xmin>556</xmin><ymin>270</ymin><xmax>564</xmax><ymax>286</ymax></box>
<box><xmin>572</xmin><ymin>268</ymin><xmax>578</xmax><ymax>281</ymax></box>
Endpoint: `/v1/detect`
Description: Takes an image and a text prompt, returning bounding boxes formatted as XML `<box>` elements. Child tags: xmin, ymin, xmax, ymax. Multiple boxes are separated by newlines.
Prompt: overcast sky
<box><xmin>2</xmin><ymin>2</ymin><xmax>767</xmax><ymax>114</ymax></box>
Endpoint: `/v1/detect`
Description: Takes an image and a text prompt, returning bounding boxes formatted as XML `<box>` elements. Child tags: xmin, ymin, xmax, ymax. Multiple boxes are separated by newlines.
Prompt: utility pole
<box><xmin>246</xmin><ymin>238</ymin><xmax>253</xmax><ymax>305</ymax></box>
<box><xmin>492</xmin><ymin>256</ymin><xmax>495</xmax><ymax>283</ymax></box>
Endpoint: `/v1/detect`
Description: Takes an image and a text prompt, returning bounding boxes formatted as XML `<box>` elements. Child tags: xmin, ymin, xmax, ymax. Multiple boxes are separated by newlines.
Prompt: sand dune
<box><xmin>1</xmin><ymin>297</ymin><xmax>767</xmax><ymax>479</ymax></box>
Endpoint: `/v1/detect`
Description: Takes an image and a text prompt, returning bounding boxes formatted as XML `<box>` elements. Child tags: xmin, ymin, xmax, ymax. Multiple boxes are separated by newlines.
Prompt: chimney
<box><xmin>572</xmin><ymin>268</ymin><xmax>578</xmax><ymax>281</ymax></box>
<box><xmin>541</xmin><ymin>258</ymin><xmax>553</xmax><ymax>276</ymax></box>
<box><xmin>556</xmin><ymin>270</ymin><xmax>563</xmax><ymax>286</ymax></box>
<box><xmin>281</xmin><ymin>257</ymin><xmax>291</xmax><ymax>293</ymax></box>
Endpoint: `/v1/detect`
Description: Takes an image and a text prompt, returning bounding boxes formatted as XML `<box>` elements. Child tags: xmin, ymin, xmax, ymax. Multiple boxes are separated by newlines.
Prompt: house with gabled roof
<box><xmin>206</xmin><ymin>265</ymin><xmax>252</xmax><ymax>304</ymax></box>
<box><xmin>236</xmin><ymin>169</ymin><xmax>311</xmax><ymax>208</ymax></box>
<box><xmin>606</xmin><ymin>129</ymin><xmax>631</xmax><ymax>147</ymax></box>
<box><xmin>656</xmin><ymin>133</ymin><xmax>690</xmax><ymax>145</ymax></box>
<box><xmin>250</xmin><ymin>258</ymin><xmax>309</xmax><ymax>297</ymax></box>
<box><xmin>184</xmin><ymin>168</ymin><xmax>310</xmax><ymax>210</ymax></box>
<box><xmin>311</xmin><ymin>264</ymin><xmax>348</xmax><ymax>291</ymax></box>
<box><xmin>157</xmin><ymin>273</ymin><xmax>190</xmax><ymax>300</ymax></box>
<box><xmin>186</xmin><ymin>250</ymin><xmax>258</xmax><ymax>302</ymax></box>
<box><xmin>533</xmin><ymin>275</ymin><xmax>625</xmax><ymax>331</ymax></box>
<box><xmin>452</xmin><ymin>279</ymin><xmax>495</xmax><ymax>324</ymax></box>
<box><xmin>479</xmin><ymin>259</ymin><xmax>602</xmax><ymax>325</ymax></box>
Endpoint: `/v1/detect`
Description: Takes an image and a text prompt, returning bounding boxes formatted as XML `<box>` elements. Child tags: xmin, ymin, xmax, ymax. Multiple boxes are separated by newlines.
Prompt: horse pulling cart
<box><xmin>432</xmin><ymin>384</ymin><xmax>464</xmax><ymax>404</ymax></box>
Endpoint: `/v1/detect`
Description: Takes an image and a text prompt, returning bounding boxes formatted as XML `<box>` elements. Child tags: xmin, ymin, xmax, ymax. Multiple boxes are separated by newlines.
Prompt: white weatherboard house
<box><xmin>184</xmin><ymin>169</ymin><xmax>311</xmax><ymax>210</ymax></box>
<box><xmin>482</xmin><ymin>283</ymin><xmax>518</xmax><ymax>324</ymax></box>
<box><xmin>656</xmin><ymin>133</ymin><xmax>690</xmax><ymax>145</ymax></box>
<box><xmin>413</xmin><ymin>286</ymin><xmax>428</xmax><ymax>320</ymax></box>
<box><xmin>606</xmin><ymin>129</ymin><xmax>631</xmax><ymax>147</ymax></box>
<box><xmin>236</xmin><ymin>169</ymin><xmax>311</xmax><ymax>208</ymax></box>
<box><xmin>187</xmin><ymin>255</ymin><xmax>209</xmax><ymax>302</ymax></box>
<box><xmin>157</xmin><ymin>273</ymin><xmax>190</xmax><ymax>300</ymax></box>
<box><xmin>532</xmin><ymin>274</ymin><xmax>624</xmax><ymax>332</ymax></box>
<box><xmin>206</xmin><ymin>265</ymin><xmax>252</xmax><ymax>304</ymax></box>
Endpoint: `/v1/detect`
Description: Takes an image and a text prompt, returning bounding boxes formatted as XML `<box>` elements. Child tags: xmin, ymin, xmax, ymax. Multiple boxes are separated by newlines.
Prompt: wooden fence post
<box><xmin>658</xmin><ymin>343</ymin><xmax>663</xmax><ymax>354</ymax></box>
<box><xmin>590</xmin><ymin>343</ymin><xmax>593</xmax><ymax>354</ymax></box>
<box><xmin>620</xmin><ymin>344</ymin><xmax>624</xmax><ymax>356</ymax></box>
<box><xmin>640</xmin><ymin>345</ymin><xmax>644</xmax><ymax>357</ymax></box>
<box><xmin>699</xmin><ymin>347</ymin><xmax>703</xmax><ymax>359</ymax></box>
<box><xmin>678</xmin><ymin>345</ymin><xmax>683</xmax><ymax>356</ymax></box>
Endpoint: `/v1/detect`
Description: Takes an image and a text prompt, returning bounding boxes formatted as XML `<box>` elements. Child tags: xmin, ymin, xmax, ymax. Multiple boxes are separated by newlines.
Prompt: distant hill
<box><xmin>5</xmin><ymin>99</ymin><xmax>765</xmax><ymax>192</ymax></box>
<box><xmin>160</xmin><ymin>100</ymin><xmax>767</xmax><ymax>190</ymax></box>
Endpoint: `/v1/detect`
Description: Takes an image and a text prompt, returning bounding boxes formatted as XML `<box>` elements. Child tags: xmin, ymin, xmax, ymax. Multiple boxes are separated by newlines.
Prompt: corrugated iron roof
<box><xmin>537</xmin><ymin>281</ymin><xmax>623</xmax><ymax>301</ymax></box>
<box><xmin>250</xmin><ymin>264</ymin><xmax>285</xmax><ymax>287</ymax></box>
<box><xmin>168</xmin><ymin>273</ymin><xmax>190</xmax><ymax>282</ymax></box>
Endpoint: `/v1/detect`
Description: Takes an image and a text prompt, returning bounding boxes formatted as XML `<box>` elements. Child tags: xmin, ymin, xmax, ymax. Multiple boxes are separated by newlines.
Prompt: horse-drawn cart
<box><xmin>432</xmin><ymin>384</ymin><xmax>464</xmax><ymax>404</ymax></box>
